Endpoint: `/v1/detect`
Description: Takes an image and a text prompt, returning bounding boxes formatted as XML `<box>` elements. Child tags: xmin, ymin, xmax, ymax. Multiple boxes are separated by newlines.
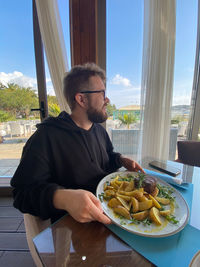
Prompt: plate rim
<box><xmin>96</xmin><ymin>171</ymin><xmax>190</xmax><ymax>238</ymax></box>
<box><xmin>189</xmin><ymin>250</ymin><xmax>200</xmax><ymax>267</ymax></box>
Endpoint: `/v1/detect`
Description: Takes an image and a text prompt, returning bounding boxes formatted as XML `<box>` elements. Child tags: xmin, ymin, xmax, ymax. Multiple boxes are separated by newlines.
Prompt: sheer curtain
<box><xmin>138</xmin><ymin>0</ymin><xmax>176</xmax><ymax>161</ymax></box>
<box><xmin>35</xmin><ymin>0</ymin><xmax>70</xmax><ymax>113</ymax></box>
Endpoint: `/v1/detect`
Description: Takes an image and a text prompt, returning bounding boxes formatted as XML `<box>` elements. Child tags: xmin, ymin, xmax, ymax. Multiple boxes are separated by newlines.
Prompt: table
<box><xmin>33</xmin><ymin>160</ymin><xmax>200</xmax><ymax>267</ymax></box>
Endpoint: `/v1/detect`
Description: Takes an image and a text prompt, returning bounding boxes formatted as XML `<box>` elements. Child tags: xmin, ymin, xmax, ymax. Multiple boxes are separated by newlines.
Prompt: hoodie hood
<box><xmin>36</xmin><ymin>111</ymin><xmax>81</xmax><ymax>132</ymax></box>
<box><xmin>37</xmin><ymin>111</ymin><xmax>101</xmax><ymax>163</ymax></box>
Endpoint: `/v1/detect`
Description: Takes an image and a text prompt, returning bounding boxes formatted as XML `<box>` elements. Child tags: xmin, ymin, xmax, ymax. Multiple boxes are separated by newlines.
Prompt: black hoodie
<box><xmin>10</xmin><ymin>112</ymin><xmax>122</xmax><ymax>222</ymax></box>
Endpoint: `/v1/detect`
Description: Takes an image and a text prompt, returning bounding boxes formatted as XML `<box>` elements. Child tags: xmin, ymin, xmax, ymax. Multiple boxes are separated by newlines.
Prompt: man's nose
<box><xmin>105</xmin><ymin>96</ymin><xmax>110</xmax><ymax>103</ymax></box>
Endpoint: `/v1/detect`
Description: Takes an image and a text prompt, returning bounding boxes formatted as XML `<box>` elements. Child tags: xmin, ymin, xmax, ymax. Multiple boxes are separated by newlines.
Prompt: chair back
<box><xmin>177</xmin><ymin>141</ymin><xmax>200</xmax><ymax>167</ymax></box>
<box><xmin>9</xmin><ymin>122</ymin><xmax>24</xmax><ymax>137</ymax></box>
<box><xmin>24</xmin><ymin>214</ymin><xmax>50</xmax><ymax>267</ymax></box>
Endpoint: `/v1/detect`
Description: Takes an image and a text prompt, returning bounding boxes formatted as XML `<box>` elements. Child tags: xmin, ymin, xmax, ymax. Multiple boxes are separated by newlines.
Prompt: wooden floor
<box><xmin>0</xmin><ymin>191</ymin><xmax>36</xmax><ymax>267</ymax></box>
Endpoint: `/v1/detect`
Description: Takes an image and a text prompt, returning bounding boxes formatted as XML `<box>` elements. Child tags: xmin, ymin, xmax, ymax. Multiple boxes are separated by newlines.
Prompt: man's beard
<box><xmin>87</xmin><ymin>105</ymin><xmax>108</xmax><ymax>123</ymax></box>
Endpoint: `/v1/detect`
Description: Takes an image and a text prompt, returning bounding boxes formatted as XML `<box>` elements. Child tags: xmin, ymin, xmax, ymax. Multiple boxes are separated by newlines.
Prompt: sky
<box><xmin>0</xmin><ymin>0</ymin><xmax>198</xmax><ymax>109</ymax></box>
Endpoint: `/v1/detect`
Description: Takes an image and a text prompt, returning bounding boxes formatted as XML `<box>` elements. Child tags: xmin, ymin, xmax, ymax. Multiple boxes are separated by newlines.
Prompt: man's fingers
<box><xmin>90</xmin><ymin>201</ymin><xmax>111</xmax><ymax>224</ymax></box>
<box><xmin>136</xmin><ymin>163</ymin><xmax>145</xmax><ymax>173</ymax></box>
<box><xmin>89</xmin><ymin>193</ymin><xmax>103</xmax><ymax>211</ymax></box>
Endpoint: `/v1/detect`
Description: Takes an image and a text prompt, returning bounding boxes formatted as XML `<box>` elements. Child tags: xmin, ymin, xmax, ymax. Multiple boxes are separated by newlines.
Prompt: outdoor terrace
<box><xmin>0</xmin><ymin>136</ymin><xmax>36</xmax><ymax>266</ymax></box>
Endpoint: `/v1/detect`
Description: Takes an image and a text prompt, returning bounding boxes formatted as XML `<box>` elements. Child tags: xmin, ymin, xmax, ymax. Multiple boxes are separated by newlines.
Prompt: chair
<box><xmin>9</xmin><ymin>122</ymin><xmax>24</xmax><ymax>138</ymax></box>
<box><xmin>24</xmin><ymin>214</ymin><xmax>50</xmax><ymax>267</ymax></box>
<box><xmin>176</xmin><ymin>141</ymin><xmax>200</xmax><ymax>167</ymax></box>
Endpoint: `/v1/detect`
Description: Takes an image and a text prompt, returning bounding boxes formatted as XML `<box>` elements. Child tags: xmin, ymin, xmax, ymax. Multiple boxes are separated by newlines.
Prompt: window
<box><xmin>106</xmin><ymin>0</ymin><xmax>143</xmax><ymax>159</ymax></box>
<box><xmin>0</xmin><ymin>1</ymin><xmax>38</xmax><ymax>173</ymax></box>
<box><xmin>171</xmin><ymin>0</ymin><xmax>198</xmax><ymax>157</ymax></box>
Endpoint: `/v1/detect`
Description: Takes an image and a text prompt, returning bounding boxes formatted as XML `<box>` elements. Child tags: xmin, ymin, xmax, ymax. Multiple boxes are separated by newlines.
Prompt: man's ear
<box><xmin>74</xmin><ymin>93</ymin><xmax>88</xmax><ymax>108</ymax></box>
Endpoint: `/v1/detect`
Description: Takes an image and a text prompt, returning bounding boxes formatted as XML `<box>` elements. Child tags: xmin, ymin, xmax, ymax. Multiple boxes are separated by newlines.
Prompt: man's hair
<box><xmin>63</xmin><ymin>63</ymin><xmax>106</xmax><ymax>110</ymax></box>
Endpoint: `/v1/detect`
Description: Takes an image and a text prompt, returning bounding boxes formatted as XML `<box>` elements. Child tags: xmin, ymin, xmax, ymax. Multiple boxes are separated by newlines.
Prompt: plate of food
<box><xmin>96</xmin><ymin>171</ymin><xmax>189</xmax><ymax>237</ymax></box>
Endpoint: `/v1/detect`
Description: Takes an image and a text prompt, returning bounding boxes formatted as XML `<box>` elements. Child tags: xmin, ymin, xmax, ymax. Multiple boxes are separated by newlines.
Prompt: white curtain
<box><xmin>139</xmin><ymin>0</ymin><xmax>176</xmax><ymax>161</ymax></box>
<box><xmin>35</xmin><ymin>0</ymin><xmax>70</xmax><ymax>113</ymax></box>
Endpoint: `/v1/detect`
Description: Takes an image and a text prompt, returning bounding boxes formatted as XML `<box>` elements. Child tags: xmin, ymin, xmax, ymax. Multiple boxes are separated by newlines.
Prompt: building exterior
<box><xmin>113</xmin><ymin>105</ymin><xmax>140</xmax><ymax>120</ymax></box>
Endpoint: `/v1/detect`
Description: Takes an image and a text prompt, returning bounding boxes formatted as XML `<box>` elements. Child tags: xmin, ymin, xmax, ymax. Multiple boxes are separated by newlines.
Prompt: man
<box><xmin>11</xmin><ymin>63</ymin><xmax>144</xmax><ymax>224</ymax></box>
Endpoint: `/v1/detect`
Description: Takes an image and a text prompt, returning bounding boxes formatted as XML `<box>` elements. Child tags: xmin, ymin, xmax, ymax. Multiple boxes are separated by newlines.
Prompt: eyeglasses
<box><xmin>79</xmin><ymin>90</ymin><xmax>106</xmax><ymax>100</ymax></box>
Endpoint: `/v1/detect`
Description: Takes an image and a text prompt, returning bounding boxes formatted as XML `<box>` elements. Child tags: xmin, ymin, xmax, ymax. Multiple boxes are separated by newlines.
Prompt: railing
<box><xmin>111</xmin><ymin>128</ymin><xmax>178</xmax><ymax>160</ymax></box>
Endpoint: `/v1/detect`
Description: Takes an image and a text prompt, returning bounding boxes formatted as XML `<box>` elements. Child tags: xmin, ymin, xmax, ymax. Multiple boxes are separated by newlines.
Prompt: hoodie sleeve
<box><xmin>10</xmin><ymin>131</ymin><xmax>65</xmax><ymax>220</ymax></box>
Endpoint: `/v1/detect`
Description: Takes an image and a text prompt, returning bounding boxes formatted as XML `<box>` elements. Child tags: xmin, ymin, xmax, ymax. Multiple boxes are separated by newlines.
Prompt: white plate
<box><xmin>190</xmin><ymin>250</ymin><xmax>200</xmax><ymax>267</ymax></box>
<box><xmin>96</xmin><ymin>171</ymin><xmax>189</xmax><ymax>238</ymax></box>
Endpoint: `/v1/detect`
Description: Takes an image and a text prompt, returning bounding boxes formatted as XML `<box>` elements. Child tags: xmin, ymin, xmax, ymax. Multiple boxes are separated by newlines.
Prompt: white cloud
<box><xmin>172</xmin><ymin>94</ymin><xmax>191</xmax><ymax>105</ymax></box>
<box><xmin>0</xmin><ymin>71</ymin><xmax>37</xmax><ymax>88</ymax></box>
<box><xmin>0</xmin><ymin>71</ymin><xmax>55</xmax><ymax>95</ymax></box>
<box><xmin>110</xmin><ymin>74</ymin><xmax>132</xmax><ymax>87</ymax></box>
<box><xmin>172</xmin><ymin>79</ymin><xmax>193</xmax><ymax>105</ymax></box>
<box><xmin>46</xmin><ymin>77</ymin><xmax>52</xmax><ymax>83</ymax></box>
<box><xmin>107</xmin><ymin>86</ymin><xmax>141</xmax><ymax>108</ymax></box>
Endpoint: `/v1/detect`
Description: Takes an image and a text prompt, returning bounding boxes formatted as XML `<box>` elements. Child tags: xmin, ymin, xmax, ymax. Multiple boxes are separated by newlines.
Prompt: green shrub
<box><xmin>118</xmin><ymin>113</ymin><xmax>137</xmax><ymax>129</ymax></box>
<box><xmin>48</xmin><ymin>103</ymin><xmax>61</xmax><ymax>117</ymax></box>
<box><xmin>0</xmin><ymin>110</ymin><xmax>15</xmax><ymax>122</ymax></box>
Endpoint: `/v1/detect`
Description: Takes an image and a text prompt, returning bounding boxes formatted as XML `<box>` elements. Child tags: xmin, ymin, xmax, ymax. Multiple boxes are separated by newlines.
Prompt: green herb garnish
<box><xmin>136</xmin><ymin>172</ymin><xmax>146</xmax><ymax>188</ymax></box>
<box><xmin>120</xmin><ymin>220</ymin><xmax>127</xmax><ymax>225</ymax></box>
<box><xmin>157</xmin><ymin>184</ymin><xmax>175</xmax><ymax>201</ymax></box>
<box><xmin>165</xmin><ymin>215</ymin><xmax>179</xmax><ymax>224</ymax></box>
<box><xmin>129</xmin><ymin>217</ymin><xmax>152</xmax><ymax>226</ymax></box>
<box><xmin>98</xmin><ymin>193</ymin><xmax>104</xmax><ymax>202</ymax></box>
<box><xmin>118</xmin><ymin>176</ymin><xmax>133</xmax><ymax>182</ymax></box>
<box><xmin>159</xmin><ymin>204</ymin><xmax>165</xmax><ymax>211</ymax></box>
<box><xmin>142</xmin><ymin>218</ymin><xmax>152</xmax><ymax>226</ymax></box>
<box><xmin>130</xmin><ymin>218</ymin><xmax>141</xmax><ymax>225</ymax></box>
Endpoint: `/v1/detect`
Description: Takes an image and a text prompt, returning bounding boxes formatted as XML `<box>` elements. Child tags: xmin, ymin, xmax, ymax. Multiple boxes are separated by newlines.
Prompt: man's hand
<box><xmin>120</xmin><ymin>156</ymin><xmax>145</xmax><ymax>173</ymax></box>
<box><xmin>53</xmin><ymin>189</ymin><xmax>111</xmax><ymax>224</ymax></box>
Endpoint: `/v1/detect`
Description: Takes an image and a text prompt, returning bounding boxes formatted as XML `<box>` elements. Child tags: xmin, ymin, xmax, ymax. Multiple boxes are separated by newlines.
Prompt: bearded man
<box><xmin>11</xmin><ymin>63</ymin><xmax>144</xmax><ymax>224</ymax></box>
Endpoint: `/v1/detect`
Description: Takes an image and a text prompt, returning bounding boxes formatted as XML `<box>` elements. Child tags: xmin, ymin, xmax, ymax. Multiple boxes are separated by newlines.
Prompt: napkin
<box><xmin>144</xmin><ymin>169</ymin><xmax>189</xmax><ymax>189</ymax></box>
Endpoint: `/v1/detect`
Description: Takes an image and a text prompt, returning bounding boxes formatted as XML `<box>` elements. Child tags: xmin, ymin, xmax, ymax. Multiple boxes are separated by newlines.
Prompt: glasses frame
<box><xmin>79</xmin><ymin>90</ymin><xmax>106</xmax><ymax>100</ymax></box>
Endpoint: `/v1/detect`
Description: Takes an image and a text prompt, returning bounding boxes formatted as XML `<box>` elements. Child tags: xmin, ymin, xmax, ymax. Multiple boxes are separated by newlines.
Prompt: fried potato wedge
<box><xmin>116</xmin><ymin>193</ymin><xmax>131</xmax><ymax>201</ymax></box>
<box><xmin>137</xmin><ymin>195</ymin><xmax>149</xmax><ymax>202</ymax></box>
<box><xmin>116</xmin><ymin>196</ymin><xmax>130</xmax><ymax>211</ymax></box>
<box><xmin>149</xmin><ymin>207</ymin><xmax>162</xmax><ymax>225</ymax></box>
<box><xmin>151</xmin><ymin>186</ymin><xmax>159</xmax><ymax>197</ymax></box>
<box><xmin>124</xmin><ymin>189</ymin><xmax>143</xmax><ymax>199</ymax></box>
<box><xmin>132</xmin><ymin>210</ymin><xmax>149</xmax><ymax>221</ymax></box>
<box><xmin>119</xmin><ymin>181</ymin><xmax>130</xmax><ymax>191</ymax></box>
<box><xmin>124</xmin><ymin>180</ymin><xmax>135</xmax><ymax>192</ymax></box>
<box><xmin>114</xmin><ymin>206</ymin><xmax>131</xmax><ymax>220</ymax></box>
<box><xmin>160</xmin><ymin>210</ymin><xmax>171</xmax><ymax>217</ymax></box>
<box><xmin>115</xmin><ymin>180</ymin><xmax>123</xmax><ymax>186</ymax></box>
<box><xmin>155</xmin><ymin>197</ymin><xmax>170</xmax><ymax>205</ymax></box>
<box><xmin>138</xmin><ymin>200</ymin><xmax>153</xmax><ymax>211</ymax></box>
<box><xmin>108</xmin><ymin>198</ymin><xmax>121</xmax><ymax>208</ymax></box>
<box><xmin>131</xmin><ymin>197</ymin><xmax>139</xmax><ymax>213</ymax></box>
<box><xmin>104</xmin><ymin>189</ymin><xmax>116</xmax><ymax>199</ymax></box>
<box><xmin>149</xmin><ymin>194</ymin><xmax>161</xmax><ymax>209</ymax></box>
<box><xmin>110</xmin><ymin>178</ymin><xmax>119</xmax><ymax>190</ymax></box>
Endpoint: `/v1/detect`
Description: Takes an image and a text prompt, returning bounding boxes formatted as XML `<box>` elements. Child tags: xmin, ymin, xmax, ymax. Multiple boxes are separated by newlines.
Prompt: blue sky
<box><xmin>0</xmin><ymin>0</ymin><xmax>198</xmax><ymax>108</ymax></box>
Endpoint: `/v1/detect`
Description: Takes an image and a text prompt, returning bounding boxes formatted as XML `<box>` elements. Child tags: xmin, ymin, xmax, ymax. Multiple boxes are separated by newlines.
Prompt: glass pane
<box><xmin>58</xmin><ymin>0</ymin><xmax>71</xmax><ymax>69</ymax></box>
<box><xmin>170</xmin><ymin>0</ymin><xmax>198</xmax><ymax>160</ymax></box>
<box><xmin>106</xmin><ymin>0</ymin><xmax>143</xmax><ymax>159</ymax></box>
<box><xmin>0</xmin><ymin>1</ymin><xmax>39</xmax><ymax>179</ymax></box>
